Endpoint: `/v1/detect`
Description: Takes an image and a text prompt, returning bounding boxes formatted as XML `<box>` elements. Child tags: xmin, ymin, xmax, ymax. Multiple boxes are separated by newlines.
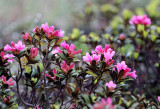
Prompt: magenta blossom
<box><xmin>4</xmin><ymin>41</ymin><xmax>25</xmax><ymax>54</ymax></box>
<box><xmin>106</xmin><ymin>81</ymin><xmax>117</xmax><ymax>91</ymax></box>
<box><xmin>60</xmin><ymin>60</ymin><xmax>74</xmax><ymax>74</ymax></box>
<box><xmin>36</xmin><ymin>105</ymin><xmax>42</xmax><ymax>109</ymax></box>
<box><xmin>129</xmin><ymin>15</ymin><xmax>151</xmax><ymax>26</ymax></box>
<box><xmin>83</xmin><ymin>52</ymin><xmax>100</xmax><ymax>64</ymax></box>
<box><xmin>29</xmin><ymin>47</ymin><xmax>38</xmax><ymax>60</ymax></box>
<box><xmin>22</xmin><ymin>33</ymin><xmax>32</xmax><ymax>41</ymax></box>
<box><xmin>1</xmin><ymin>75</ymin><xmax>14</xmax><ymax>86</ymax></box>
<box><xmin>0</xmin><ymin>51</ymin><xmax>15</xmax><ymax>63</ymax></box>
<box><xmin>158</xmin><ymin>96</ymin><xmax>160</xmax><ymax>102</ymax></box>
<box><xmin>61</xmin><ymin>41</ymin><xmax>82</xmax><ymax>57</ymax></box>
<box><xmin>93</xmin><ymin>98</ymin><xmax>114</xmax><ymax>109</ymax></box>
<box><xmin>46</xmin><ymin>69</ymin><xmax>57</xmax><ymax>81</ymax></box>
<box><xmin>114</xmin><ymin>61</ymin><xmax>137</xmax><ymax>79</ymax></box>
<box><xmin>92</xmin><ymin>44</ymin><xmax>115</xmax><ymax>67</ymax></box>
<box><xmin>33</xmin><ymin>22</ymin><xmax>63</xmax><ymax>38</ymax></box>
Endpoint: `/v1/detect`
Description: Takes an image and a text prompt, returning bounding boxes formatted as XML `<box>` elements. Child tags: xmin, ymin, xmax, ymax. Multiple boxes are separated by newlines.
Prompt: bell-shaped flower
<box><xmin>60</xmin><ymin>60</ymin><xmax>74</xmax><ymax>74</ymax></box>
<box><xmin>105</xmin><ymin>81</ymin><xmax>116</xmax><ymax>91</ymax></box>
<box><xmin>29</xmin><ymin>47</ymin><xmax>38</xmax><ymax>60</ymax></box>
<box><xmin>114</xmin><ymin>61</ymin><xmax>137</xmax><ymax>79</ymax></box>
<box><xmin>4</xmin><ymin>41</ymin><xmax>25</xmax><ymax>54</ymax></box>
<box><xmin>1</xmin><ymin>75</ymin><xmax>14</xmax><ymax>86</ymax></box>
<box><xmin>61</xmin><ymin>41</ymin><xmax>82</xmax><ymax>57</ymax></box>
<box><xmin>129</xmin><ymin>15</ymin><xmax>151</xmax><ymax>26</ymax></box>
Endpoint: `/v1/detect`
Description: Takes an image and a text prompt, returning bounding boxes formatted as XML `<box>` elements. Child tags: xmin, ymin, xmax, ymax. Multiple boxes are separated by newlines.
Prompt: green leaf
<box><xmin>143</xmin><ymin>31</ymin><xmax>148</xmax><ymax>38</ymax></box>
<box><xmin>151</xmin><ymin>35</ymin><xmax>157</xmax><ymax>42</ymax></box>
<box><xmin>24</xmin><ymin>66</ymin><xmax>31</xmax><ymax>74</ymax></box>
<box><xmin>54</xmin><ymin>73</ymin><xmax>65</xmax><ymax>78</ymax></box>
<box><xmin>137</xmin><ymin>24</ymin><xmax>144</xmax><ymax>32</ymax></box>
<box><xmin>133</xmin><ymin>52</ymin><xmax>139</xmax><ymax>59</ymax></box>
<box><xmin>38</xmin><ymin>63</ymin><xmax>43</xmax><ymax>72</ymax></box>
<box><xmin>31</xmin><ymin>77</ymin><xmax>37</xmax><ymax>83</ymax></box>
<box><xmin>86</xmin><ymin>71</ymin><xmax>97</xmax><ymax>76</ymax></box>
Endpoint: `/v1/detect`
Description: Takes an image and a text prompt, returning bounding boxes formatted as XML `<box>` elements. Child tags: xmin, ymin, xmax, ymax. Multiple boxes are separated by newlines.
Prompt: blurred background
<box><xmin>0</xmin><ymin>0</ymin><xmax>150</xmax><ymax>47</ymax></box>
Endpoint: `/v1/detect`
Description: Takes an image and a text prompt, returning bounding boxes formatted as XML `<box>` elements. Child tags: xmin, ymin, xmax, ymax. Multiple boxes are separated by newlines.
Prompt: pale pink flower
<box><xmin>129</xmin><ymin>15</ymin><xmax>151</xmax><ymax>26</ymax></box>
<box><xmin>4</xmin><ymin>41</ymin><xmax>25</xmax><ymax>54</ymax></box>
<box><xmin>106</xmin><ymin>81</ymin><xmax>116</xmax><ymax>91</ymax></box>
<box><xmin>83</xmin><ymin>52</ymin><xmax>100</xmax><ymax>64</ymax></box>
<box><xmin>119</xmin><ymin>34</ymin><xmax>125</xmax><ymax>41</ymax></box>
<box><xmin>60</xmin><ymin>60</ymin><xmax>74</xmax><ymax>74</ymax></box>
<box><xmin>158</xmin><ymin>96</ymin><xmax>160</xmax><ymax>102</ymax></box>
<box><xmin>93</xmin><ymin>98</ymin><xmax>114</xmax><ymax>109</ymax></box>
<box><xmin>29</xmin><ymin>47</ymin><xmax>38</xmax><ymax>60</ymax></box>
<box><xmin>52</xmin><ymin>47</ymin><xmax>62</xmax><ymax>55</ymax></box>
<box><xmin>61</xmin><ymin>41</ymin><xmax>82</xmax><ymax>57</ymax></box>
<box><xmin>127</xmin><ymin>70</ymin><xmax>137</xmax><ymax>79</ymax></box>
<box><xmin>4</xmin><ymin>54</ymin><xmax>15</xmax><ymax>63</ymax></box>
<box><xmin>1</xmin><ymin>75</ymin><xmax>14</xmax><ymax>86</ymax></box>
<box><xmin>114</xmin><ymin>61</ymin><xmax>137</xmax><ymax>79</ymax></box>
<box><xmin>22</xmin><ymin>33</ymin><xmax>32</xmax><ymax>41</ymax></box>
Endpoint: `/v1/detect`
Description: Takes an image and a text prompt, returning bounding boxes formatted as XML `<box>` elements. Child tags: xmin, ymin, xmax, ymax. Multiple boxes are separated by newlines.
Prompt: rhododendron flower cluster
<box><xmin>83</xmin><ymin>52</ymin><xmax>100</xmax><ymax>64</ymax></box>
<box><xmin>114</xmin><ymin>61</ymin><xmax>137</xmax><ymax>79</ymax></box>
<box><xmin>29</xmin><ymin>47</ymin><xmax>38</xmax><ymax>60</ymax></box>
<box><xmin>1</xmin><ymin>75</ymin><xmax>14</xmax><ymax>86</ymax></box>
<box><xmin>83</xmin><ymin>44</ymin><xmax>115</xmax><ymax>67</ymax></box>
<box><xmin>22</xmin><ymin>33</ymin><xmax>32</xmax><ymax>41</ymax></box>
<box><xmin>0</xmin><ymin>51</ymin><xmax>15</xmax><ymax>63</ymax></box>
<box><xmin>106</xmin><ymin>81</ymin><xmax>117</xmax><ymax>91</ymax></box>
<box><xmin>60</xmin><ymin>60</ymin><xmax>74</xmax><ymax>74</ymax></box>
<box><xmin>33</xmin><ymin>22</ymin><xmax>63</xmax><ymax>39</ymax></box>
<box><xmin>93</xmin><ymin>98</ymin><xmax>114</xmax><ymax>109</ymax></box>
<box><xmin>129</xmin><ymin>15</ymin><xmax>151</xmax><ymax>26</ymax></box>
<box><xmin>4</xmin><ymin>41</ymin><xmax>25</xmax><ymax>54</ymax></box>
<box><xmin>61</xmin><ymin>41</ymin><xmax>82</xmax><ymax>57</ymax></box>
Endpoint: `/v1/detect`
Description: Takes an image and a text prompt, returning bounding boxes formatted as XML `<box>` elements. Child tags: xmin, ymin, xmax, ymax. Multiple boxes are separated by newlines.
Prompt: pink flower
<box><xmin>22</xmin><ymin>33</ymin><xmax>32</xmax><ymax>41</ymax></box>
<box><xmin>129</xmin><ymin>15</ymin><xmax>151</xmax><ymax>26</ymax></box>
<box><xmin>29</xmin><ymin>47</ymin><xmax>38</xmax><ymax>60</ymax></box>
<box><xmin>104</xmin><ymin>51</ymin><xmax>115</xmax><ymax>67</ymax></box>
<box><xmin>33</xmin><ymin>26</ymin><xmax>41</xmax><ymax>33</ymax></box>
<box><xmin>52</xmin><ymin>47</ymin><xmax>62</xmax><ymax>55</ymax></box>
<box><xmin>127</xmin><ymin>70</ymin><xmax>137</xmax><ymax>79</ymax></box>
<box><xmin>1</xmin><ymin>51</ymin><xmax>15</xmax><ymax>63</ymax></box>
<box><xmin>46</xmin><ymin>69</ymin><xmax>57</xmax><ymax>81</ymax></box>
<box><xmin>83</xmin><ymin>52</ymin><xmax>100</xmax><ymax>64</ymax></box>
<box><xmin>119</xmin><ymin>34</ymin><xmax>125</xmax><ymax>41</ymax></box>
<box><xmin>1</xmin><ymin>75</ymin><xmax>14</xmax><ymax>86</ymax></box>
<box><xmin>93</xmin><ymin>98</ymin><xmax>114</xmax><ymax>109</ymax></box>
<box><xmin>106</xmin><ymin>81</ymin><xmax>116</xmax><ymax>91</ymax></box>
<box><xmin>36</xmin><ymin>105</ymin><xmax>42</xmax><ymax>109</ymax></box>
<box><xmin>158</xmin><ymin>96</ymin><xmax>160</xmax><ymax>102</ymax></box>
<box><xmin>41</xmin><ymin>22</ymin><xmax>63</xmax><ymax>38</ymax></box>
<box><xmin>60</xmin><ymin>60</ymin><xmax>74</xmax><ymax>74</ymax></box>
<box><xmin>4</xmin><ymin>54</ymin><xmax>15</xmax><ymax>63</ymax></box>
<box><xmin>4</xmin><ymin>41</ymin><xmax>25</xmax><ymax>54</ymax></box>
<box><xmin>61</xmin><ymin>41</ymin><xmax>82</xmax><ymax>57</ymax></box>
<box><xmin>114</xmin><ymin>61</ymin><xmax>137</xmax><ymax>79</ymax></box>
<box><xmin>92</xmin><ymin>44</ymin><xmax>115</xmax><ymax>67</ymax></box>
<box><xmin>69</xmin><ymin>104</ymin><xmax>75</xmax><ymax>109</ymax></box>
